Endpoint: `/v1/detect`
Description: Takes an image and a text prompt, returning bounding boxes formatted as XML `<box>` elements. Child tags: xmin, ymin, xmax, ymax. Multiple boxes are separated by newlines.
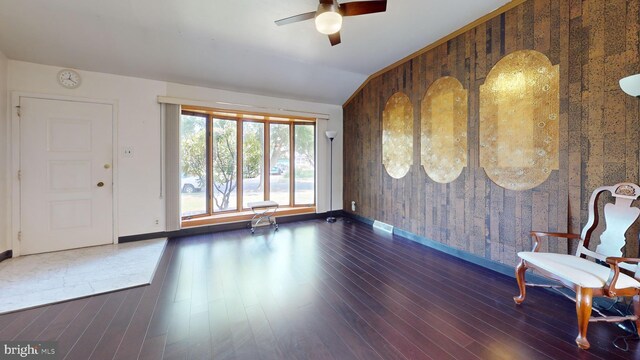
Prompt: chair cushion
<box><xmin>518</xmin><ymin>252</ymin><xmax>640</xmax><ymax>289</ymax></box>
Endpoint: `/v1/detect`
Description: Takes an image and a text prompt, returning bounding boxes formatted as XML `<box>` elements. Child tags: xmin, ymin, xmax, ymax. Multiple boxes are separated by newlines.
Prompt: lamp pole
<box><xmin>325</xmin><ymin>130</ymin><xmax>337</xmax><ymax>223</ymax></box>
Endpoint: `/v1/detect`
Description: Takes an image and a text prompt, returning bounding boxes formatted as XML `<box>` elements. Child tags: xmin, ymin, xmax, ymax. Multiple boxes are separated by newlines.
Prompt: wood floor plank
<box><xmin>315</xmin><ymin>242</ymin><xmax>481</xmax><ymax>359</ymax></box>
<box><xmin>223</xmin><ymin>282</ymin><xmax>262</xmax><ymax>360</ymax></box>
<box><xmin>0</xmin><ymin>219</ymin><xmax>636</xmax><ymax>360</ymax></box>
<box><xmin>112</xmin><ymin>242</ymin><xmax>175</xmax><ymax>360</ymax></box>
<box><xmin>330</xmin><ymin>224</ymin><xmax>623</xmax><ymax>359</ymax></box>
<box><xmin>315</xmin><ymin>265</ymin><xmax>446</xmax><ymax>360</ymax></box>
<box><xmin>316</xmin><ymin>236</ymin><xmax>514</xmax><ymax>360</ymax></box>
<box><xmin>139</xmin><ymin>334</ymin><xmax>166</xmax><ymax>360</ymax></box>
<box><xmin>145</xmin><ymin>242</ymin><xmax>182</xmax><ymax>340</ymax></box>
<box><xmin>308</xmin><ymin>271</ymin><xmax>407</xmax><ymax>360</ymax></box>
<box><xmin>88</xmin><ymin>286</ymin><xmax>146</xmax><ymax>360</ymax></box>
<box><xmin>138</xmin><ymin>242</ymin><xmax>177</xmax><ymax>360</ymax></box>
<box><xmin>186</xmin><ymin>241</ymin><xmax>213</xmax><ymax>360</ymax></box>
<box><xmin>55</xmin><ymin>294</ymin><xmax>110</xmax><ymax>359</ymax></box>
<box><xmin>318</xmin><ymin>221</ymin><xmax>620</xmax><ymax>360</ymax></box>
<box><xmin>314</xmin><ymin>229</ymin><xmax>548</xmax><ymax>359</ymax></box>
<box><xmin>346</xmin><ymin>224</ymin><xmax>582</xmax><ymax>321</ymax></box>
<box><xmin>0</xmin><ymin>307</ymin><xmax>48</xmax><ymax>340</ymax></box>
<box><xmin>209</xmin><ymin>298</ymin><xmax>235</xmax><ymax>359</ymax></box>
<box><xmin>0</xmin><ymin>312</ymin><xmax>21</xmax><ymax>333</ymax></box>
<box><xmin>244</xmin><ymin>304</ymin><xmax>288</xmax><ymax>360</ymax></box>
<box><xmin>302</xmin><ymin>300</ymin><xmax>381</xmax><ymax>360</ymax></box>
<box><xmin>35</xmin><ymin>298</ymin><xmax>91</xmax><ymax>341</ymax></box>
<box><xmin>317</xmin><ymin>225</ymin><xmax>585</xmax><ymax>359</ymax></box>
<box><xmin>64</xmin><ymin>290</ymin><xmax>128</xmax><ymax>359</ymax></box>
<box><xmin>13</xmin><ymin>302</ymin><xmax>69</xmax><ymax>341</ymax></box>
<box><xmin>320</xmin><ymin>237</ymin><xmax>478</xmax><ymax>348</ymax></box>
<box><xmin>259</xmin><ymin>284</ymin><xmax>335</xmax><ymax>360</ymax></box>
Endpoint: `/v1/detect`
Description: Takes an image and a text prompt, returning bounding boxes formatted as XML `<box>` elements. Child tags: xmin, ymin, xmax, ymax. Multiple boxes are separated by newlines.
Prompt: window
<box><xmin>180</xmin><ymin>113</ymin><xmax>207</xmax><ymax>217</ymax></box>
<box><xmin>242</xmin><ymin>121</ymin><xmax>265</xmax><ymax>208</ymax></box>
<box><xmin>269</xmin><ymin>124</ymin><xmax>290</xmax><ymax>205</ymax></box>
<box><xmin>212</xmin><ymin>118</ymin><xmax>237</xmax><ymax>212</ymax></box>
<box><xmin>294</xmin><ymin>124</ymin><xmax>315</xmax><ymax>205</ymax></box>
<box><xmin>179</xmin><ymin>107</ymin><xmax>315</xmax><ymax>219</ymax></box>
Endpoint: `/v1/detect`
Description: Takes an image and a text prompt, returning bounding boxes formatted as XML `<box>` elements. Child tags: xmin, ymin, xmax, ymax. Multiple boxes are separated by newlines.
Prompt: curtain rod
<box><xmin>157</xmin><ymin>96</ymin><xmax>330</xmax><ymax>120</ymax></box>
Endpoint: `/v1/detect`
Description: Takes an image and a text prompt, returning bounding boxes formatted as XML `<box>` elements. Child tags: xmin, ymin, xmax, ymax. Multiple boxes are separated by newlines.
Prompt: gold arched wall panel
<box><xmin>421</xmin><ymin>76</ymin><xmax>468</xmax><ymax>183</ymax></box>
<box><xmin>382</xmin><ymin>92</ymin><xmax>413</xmax><ymax>179</ymax></box>
<box><xmin>479</xmin><ymin>50</ymin><xmax>559</xmax><ymax>191</ymax></box>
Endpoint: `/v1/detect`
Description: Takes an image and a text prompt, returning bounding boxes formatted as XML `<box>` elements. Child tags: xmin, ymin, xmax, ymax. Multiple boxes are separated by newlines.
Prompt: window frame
<box><xmin>240</xmin><ymin>119</ymin><xmax>267</xmax><ymax>210</ymax></box>
<box><xmin>179</xmin><ymin>110</ymin><xmax>210</xmax><ymax>218</ymax></box>
<box><xmin>293</xmin><ymin>123</ymin><xmax>317</xmax><ymax>207</ymax></box>
<box><xmin>180</xmin><ymin>106</ymin><xmax>316</xmax><ymax>220</ymax></box>
<box><xmin>210</xmin><ymin>115</ymin><xmax>240</xmax><ymax>215</ymax></box>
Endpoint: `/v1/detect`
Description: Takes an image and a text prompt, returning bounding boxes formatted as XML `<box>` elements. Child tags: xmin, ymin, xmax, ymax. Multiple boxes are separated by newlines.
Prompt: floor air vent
<box><xmin>373</xmin><ymin>220</ymin><xmax>394</xmax><ymax>233</ymax></box>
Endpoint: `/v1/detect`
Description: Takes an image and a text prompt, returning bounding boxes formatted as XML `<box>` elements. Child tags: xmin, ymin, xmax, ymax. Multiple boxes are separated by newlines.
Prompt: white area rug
<box><xmin>0</xmin><ymin>238</ymin><xmax>167</xmax><ymax>314</ymax></box>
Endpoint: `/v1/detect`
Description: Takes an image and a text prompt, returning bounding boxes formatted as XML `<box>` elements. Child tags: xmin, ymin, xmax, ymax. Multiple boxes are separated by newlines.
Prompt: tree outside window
<box><xmin>180</xmin><ymin>109</ymin><xmax>315</xmax><ymax>219</ymax></box>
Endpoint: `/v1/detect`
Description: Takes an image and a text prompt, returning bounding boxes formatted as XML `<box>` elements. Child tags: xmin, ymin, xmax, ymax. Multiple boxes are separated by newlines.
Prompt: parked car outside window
<box><xmin>181</xmin><ymin>175</ymin><xmax>204</xmax><ymax>193</ymax></box>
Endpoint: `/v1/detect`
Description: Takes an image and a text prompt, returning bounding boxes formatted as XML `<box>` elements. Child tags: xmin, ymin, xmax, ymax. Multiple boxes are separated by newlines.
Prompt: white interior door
<box><xmin>19</xmin><ymin>97</ymin><xmax>114</xmax><ymax>255</ymax></box>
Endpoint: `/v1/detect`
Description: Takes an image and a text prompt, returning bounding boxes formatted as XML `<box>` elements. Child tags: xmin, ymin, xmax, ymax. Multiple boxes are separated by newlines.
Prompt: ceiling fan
<box><xmin>275</xmin><ymin>0</ymin><xmax>387</xmax><ymax>46</ymax></box>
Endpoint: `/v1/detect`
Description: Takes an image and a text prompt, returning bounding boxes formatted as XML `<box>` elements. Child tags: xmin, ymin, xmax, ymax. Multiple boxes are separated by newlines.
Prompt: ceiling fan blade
<box><xmin>329</xmin><ymin>32</ymin><xmax>341</xmax><ymax>46</ymax></box>
<box><xmin>275</xmin><ymin>11</ymin><xmax>316</xmax><ymax>26</ymax></box>
<box><xmin>340</xmin><ymin>0</ymin><xmax>387</xmax><ymax>16</ymax></box>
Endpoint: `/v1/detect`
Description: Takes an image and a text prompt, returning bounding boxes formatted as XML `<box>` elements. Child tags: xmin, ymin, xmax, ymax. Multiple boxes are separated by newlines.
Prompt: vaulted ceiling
<box><xmin>0</xmin><ymin>0</ymin><xmax>510</xmax><ymax>105</ymax></box>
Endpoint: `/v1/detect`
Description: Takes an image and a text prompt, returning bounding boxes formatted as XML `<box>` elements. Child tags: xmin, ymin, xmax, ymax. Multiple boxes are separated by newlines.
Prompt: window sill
<box><xmin>181</xmin><ymin>206</ymin><xmax>316</xmax><ymax>228</ymax></box>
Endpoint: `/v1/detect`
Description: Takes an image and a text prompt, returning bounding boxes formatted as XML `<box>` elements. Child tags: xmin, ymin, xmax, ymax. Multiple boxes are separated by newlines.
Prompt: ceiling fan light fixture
<box><xmin>315</xmin><ymin>4</ymin><xmax>342</xmax><ymax>35</ymax></box>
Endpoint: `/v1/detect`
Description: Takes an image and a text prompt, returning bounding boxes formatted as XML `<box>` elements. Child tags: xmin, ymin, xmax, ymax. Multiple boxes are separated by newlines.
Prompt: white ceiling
<box><xmin>0</xmin><ymin>0</ymin><xmax>509</xmax><ymax>105</ymax></box>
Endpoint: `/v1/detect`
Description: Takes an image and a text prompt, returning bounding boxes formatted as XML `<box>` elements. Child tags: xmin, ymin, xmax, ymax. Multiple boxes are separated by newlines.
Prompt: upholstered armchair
<box><xmin>514</xmin><ymin>183</ymin><xmax>640</xmax><ymax>349</ymax></box>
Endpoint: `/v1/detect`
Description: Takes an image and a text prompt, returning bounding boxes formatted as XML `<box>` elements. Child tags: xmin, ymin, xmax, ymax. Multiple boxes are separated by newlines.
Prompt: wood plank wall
<box><xmin>343</xmin><ymin>0</ymin><xmax>640</xmax><ymax>267</ymax></box>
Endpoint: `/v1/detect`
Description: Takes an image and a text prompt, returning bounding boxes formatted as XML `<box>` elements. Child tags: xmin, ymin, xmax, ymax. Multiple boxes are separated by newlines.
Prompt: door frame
<box><xmin>10</xmin><ymin>92</ymin><xmax>119</xmax><ymax>257</ymax></box>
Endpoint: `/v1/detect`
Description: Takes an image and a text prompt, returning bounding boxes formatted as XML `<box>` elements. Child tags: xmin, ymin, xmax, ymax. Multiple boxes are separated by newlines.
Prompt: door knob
<box><xmin>97</xmin><ymin>182</ymin><xmax>104</xmax><ymax>187</ymax></box>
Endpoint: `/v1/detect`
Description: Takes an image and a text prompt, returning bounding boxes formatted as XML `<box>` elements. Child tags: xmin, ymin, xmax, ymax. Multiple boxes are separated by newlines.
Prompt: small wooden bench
<box><xmin>248</xmin><ymin>201</ymin><xmax>279</xmax><ymax>233</ymax></box>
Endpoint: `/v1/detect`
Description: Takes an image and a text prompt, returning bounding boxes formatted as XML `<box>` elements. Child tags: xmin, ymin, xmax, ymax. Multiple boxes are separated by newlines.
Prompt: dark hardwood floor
<box><xmin>0</xmin><ymin>218</ymin><xmax>638</xmax><ymax>359</ymax></box>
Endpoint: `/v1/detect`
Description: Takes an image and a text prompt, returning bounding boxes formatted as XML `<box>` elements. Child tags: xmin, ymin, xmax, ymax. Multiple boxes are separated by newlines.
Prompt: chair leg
<box><xmin>513</xmin><ymin>259</ymin><xmax>527</xmax><ymax>304</ymax></box>
<box><xmin>575</xmin><ymin>287</ymin><xmax>592</xmax><ymax>349</ymax></box>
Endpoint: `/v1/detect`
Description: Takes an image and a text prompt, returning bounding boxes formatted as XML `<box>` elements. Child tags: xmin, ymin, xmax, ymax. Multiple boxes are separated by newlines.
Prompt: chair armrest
<box><xmin>606</xmin><ymin>257</ymin><xmax>640</xmax><ymax>265</ymax></box>
<box><xmin>529</xmin><ymin>232</ymin><xmax>581</xmax><ymax>252</ymax></box>
<box><xmin>605</xmin><ymin>257</ymin><xmax>640</xmax><ymax>296</ymax></box>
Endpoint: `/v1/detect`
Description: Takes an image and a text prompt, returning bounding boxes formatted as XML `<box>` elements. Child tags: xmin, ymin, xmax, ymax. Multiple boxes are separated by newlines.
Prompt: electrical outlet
<box><xmin>351</xmin><ymin>201</ymin><xmax>356</xmax><ymax>212</ymax></box>
<box><xmin>154</xmin><ymin>218</ymin><xmax>159</xmax><ymax>225</ymax></box>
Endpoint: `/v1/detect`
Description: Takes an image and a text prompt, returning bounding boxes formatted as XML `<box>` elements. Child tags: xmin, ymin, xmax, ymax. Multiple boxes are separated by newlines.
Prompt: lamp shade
<box><xmin>325</xmin><ymin>130</ymin><xmax>337</xmax><ymax>140</ymax></box>
<box><xmin>315</xmin><ymin>4</ymin><xmax>342</xmax><ymax>35</ymax></box>
<box><xmin>620</xmin><ymin>74</ymin><xmax>640</xmax><ymax>97</ymax></box>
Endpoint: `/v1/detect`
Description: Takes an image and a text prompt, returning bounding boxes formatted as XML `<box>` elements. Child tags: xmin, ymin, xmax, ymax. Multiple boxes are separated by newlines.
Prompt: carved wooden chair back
<box><xmin>577</xmin><ymin>183</ymin><xmax>640</xmax><ymax>277</ymax></box>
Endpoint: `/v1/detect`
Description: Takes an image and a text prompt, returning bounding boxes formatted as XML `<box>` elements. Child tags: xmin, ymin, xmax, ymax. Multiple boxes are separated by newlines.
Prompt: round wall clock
<box><xmin>57</xmin><ymin>69</ymin><xmax>81</xmax><ymax>89</ymax></box>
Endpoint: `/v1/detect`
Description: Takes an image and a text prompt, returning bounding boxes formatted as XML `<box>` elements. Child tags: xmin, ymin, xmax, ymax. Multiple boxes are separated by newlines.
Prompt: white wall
<box><xmin>8</xmin><ymin>61</ymin><xmax>167</xmax><ymax>240</ymax></box>
<box><xmin>0</xmin><ymin>50</ymin><xmax>8</xmax><ymax>254</ymax></box>
<box><xmin>5</xmin><ymin>60</ymin><xmax>343</xmax><ymax>251</ymax></box>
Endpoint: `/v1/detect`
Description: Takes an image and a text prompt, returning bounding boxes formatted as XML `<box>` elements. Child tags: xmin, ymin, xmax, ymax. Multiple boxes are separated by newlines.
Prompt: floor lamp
<box><xmin>620</xmin><ymin>73</ymin><xmax>640</xmax><ymax>97</ymax></box>
<box><xmin>325</xmin><ymin>130</ymin><xmax>337</xmax><ymax>223</ymax></box>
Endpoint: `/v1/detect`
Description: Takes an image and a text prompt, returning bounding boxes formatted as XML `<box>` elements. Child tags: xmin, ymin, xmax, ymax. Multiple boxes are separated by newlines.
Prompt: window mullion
<box><xmin>264</xmin><ymin>122</ymin><xmax>270</xmax><ymax>201</ymax></box>
<box><xmin>207</xmin><ymin>114</ymin><xmax>213</xmax><ymax>215</ymax></box>
<box><xmin>312</xmin><ymin>124</ymin><xmax>317</xmax><ymax>206</ymax></box>
<box><xmin>236</xmin><ymin>118</ymin><xmax>243</xmax><ymax>211</ymax></box>
<box><xmin>290</xmin><ymin>122</ymin><xmax>295</xmax><ymax>207</ymax></box>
